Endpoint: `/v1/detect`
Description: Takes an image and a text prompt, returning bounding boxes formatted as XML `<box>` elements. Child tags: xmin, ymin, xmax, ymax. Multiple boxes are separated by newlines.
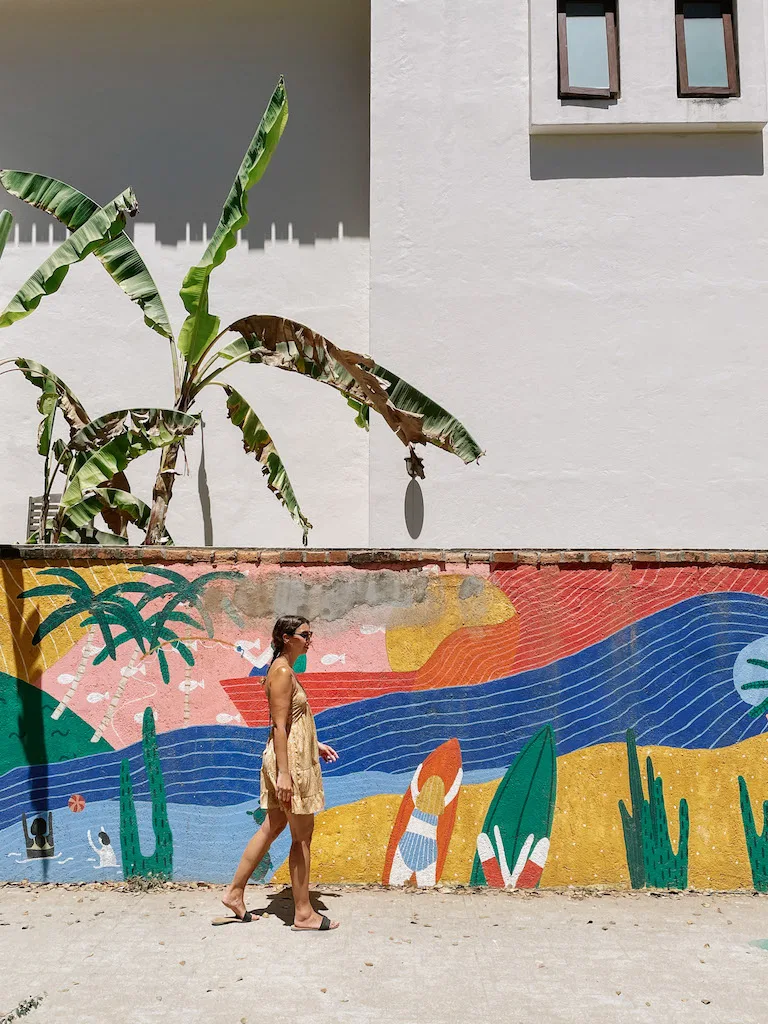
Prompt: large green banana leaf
<box><xmin>223</xmin><ymin>384</ymin><xmax>311</xmax><ymax>543</ymax></box>
<box><xmin>61</xmin><ymin>410</ymin><xmax>199</xmax><ymax>505</ymax></box>
<box><xmin>0</xmin><ymin>188</ymin><xmax>138</xmax><ymax>329</ymax></box>
<box><xmin>177</xmin><ymin>78</ymin><xmax>288</xmax><ymax>365</ymax></box>
<box><xmin>0</xmin><ymin>210</ymin><xmax>12</xmax><ymax>259</ymax></box>
<box><xmin>67</xmin><ymin>408</ymin><xmax>199</xmax><ymax>453</ymax></box>
<box><xmin>15</xmin><ymin>357</ymin><xmax>90</xmax><ymax>433</ymax></box>
<box><xmin>58</xmin><ymin>487</ymin><xmax>172</xmax><ymax>543</ymax></box>
<box><xmin>0</xmin><ymin>171</ymin><xmax>173</xmax><ymax>339</ymax></box>
<box><xmin>217</xmin><ymin>316</ymin><xmax>484</xmax><ymax>464</ymax></box>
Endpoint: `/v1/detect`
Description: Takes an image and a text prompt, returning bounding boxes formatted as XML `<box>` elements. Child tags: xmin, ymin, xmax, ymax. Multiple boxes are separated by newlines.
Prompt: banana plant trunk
<box><xmin>145</xmin><ymin>440</ymin><xmax>182</xmax><ymax>544</ymax></box>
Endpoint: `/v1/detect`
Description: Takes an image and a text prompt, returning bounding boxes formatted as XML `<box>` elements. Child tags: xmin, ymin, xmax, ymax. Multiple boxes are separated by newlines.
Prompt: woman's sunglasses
<box><xmin>294</xmin><ymin>630</ymin><xmax>313</xmax><ymax>641</ymax></box>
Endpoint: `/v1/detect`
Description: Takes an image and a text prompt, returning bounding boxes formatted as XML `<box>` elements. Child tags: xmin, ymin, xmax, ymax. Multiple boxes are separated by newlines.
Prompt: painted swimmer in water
<box><xmin>388</xmin><ymin>763</ymin><xmax>463</xmax><ymax>887</ymax></box>
<box><xmin>88</xmin><ymin>828</ymin><xmax>117</xmax><ymax>868</ymax></box>
<box><xmin>21</xmin><ymin>812</ymin><xmax>55</xmax><ymax>859</ymax></box>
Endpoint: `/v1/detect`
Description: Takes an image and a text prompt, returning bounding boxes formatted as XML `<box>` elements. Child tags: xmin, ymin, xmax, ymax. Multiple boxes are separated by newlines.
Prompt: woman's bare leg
<box><xmin>286</xmin><ymin>810</ymin><xmax>339</xmax><ymax>930</ymax></box>
<box><xmin>222</xmin><ymin>807</ymin><xmax>287</xmax><ymax>918</ymax></box>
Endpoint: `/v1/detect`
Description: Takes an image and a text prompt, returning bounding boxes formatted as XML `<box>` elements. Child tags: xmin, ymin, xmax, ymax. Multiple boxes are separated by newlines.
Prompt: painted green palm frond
<box><xmin>29</xmin><ymin>604</ymin><xmax>86</xmax><ymax>644</ymax></box>
<box><xmin>223</xmin><ymin>384</ymin><xmax>311</xmax><ymax>543</ymax></box>
<box><xmin>177</xmin><ymin>78</ymin><xmax>288</xmax><ymax>366</ymax></box>
<box><xmin>0</xmin><ymin>210</ymin><xmax>12</xmax><ymax>259</ymax></box>
<box><xmin>16</xmin><ymin>583</ymin><xmax>77</xmax><ymax>599</ymax></box>
<box><xmin>60</xmin><ymin>410</ymin><xmax>199</xmax><ymax>506</ymax></box>
<box><xmin>161</xmin><ymin>609</ymin><xmax>205</xmax><ymax>631</ymax></box>
<box><xmin>34</xmin><ymin>566</ymin><xmax>96</xmax><ymax>591</ymax></box>
<box><xmin>129</xmin><ymin>565</ymin><xmax>188</xmax><ymax>585</ymax></box>
<box><xmin>748</xmin><ymin>696</ymin><xmax>768</xmax><ymax>718</ymax></box>
<box><xmin>218</xmin><ymin>316</ymin><xmax>484</xmax><ymax>465</ymax></box>
<box><xmin>740</xmin><ymin>681</ymin><xmax>768</xmax><ymax>691</ymax></box>
<box><xmin>0</xmin><ymin>171</ymin><xmax>172</xmax><ymax>339</ymax></box>
<box><xmin>157</xmin><ymin>648</ymin><xmax>170</xmax><ymax>685</ymax></box>
<box><xmin>157</xmin><ymin>629</ymin><xmax>195</xmax><ymax>667</ymax></box>
<box><xmin>0</xmin><ymin>187</ymin><xmax>138</xmax><ymax>328</ymax></box>
<box><xmin>747</xmin><ymin>658</ymin><xmax>768</xmax><ymax>669</ymax></box>
<box><xmin>57</xmin><ymin>488</ymin><xmax>173</xmax><ymax>545</ymax></box>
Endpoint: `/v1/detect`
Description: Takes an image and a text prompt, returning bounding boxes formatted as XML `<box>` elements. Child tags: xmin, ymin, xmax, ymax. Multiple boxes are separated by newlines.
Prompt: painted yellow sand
<box><xmin>0</xmin><ymin>561</ymin><xmax>135</xmax><ymax>682</ymax></box>
<box><xmin>544</xmin><ymin>734</ymin><xmax>768</xmax><ymax>890</ymax></box>
<box><xmin>278</xmin><ymin>734</ymin><xmax>768</xmax><ymax>888</ymax></box>
<box><xmin>386</xmin><ymin>575</ymin><xmax>515</xmax><ymax>671</ymax></box>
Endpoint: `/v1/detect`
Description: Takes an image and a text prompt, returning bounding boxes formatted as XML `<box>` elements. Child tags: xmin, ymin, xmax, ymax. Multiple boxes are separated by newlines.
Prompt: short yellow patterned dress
<box><xmin>260</xmin><ymin>676</ymin><xmax>325</xmax><ymax>815</ymax></box>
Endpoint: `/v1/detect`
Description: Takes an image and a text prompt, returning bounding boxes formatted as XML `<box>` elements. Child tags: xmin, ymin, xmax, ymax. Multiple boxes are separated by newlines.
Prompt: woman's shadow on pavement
<box><xmin>247</xmin><ymin>886</ymin><xmax>341</xmax><ymax>926</ymax></box>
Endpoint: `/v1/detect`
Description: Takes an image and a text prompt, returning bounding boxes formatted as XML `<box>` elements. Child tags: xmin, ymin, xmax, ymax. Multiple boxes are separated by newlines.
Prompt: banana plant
<box><xmin>0</xmin><ymin>78</ymin><xmax>483</xmax><ymax>546</ymax></box>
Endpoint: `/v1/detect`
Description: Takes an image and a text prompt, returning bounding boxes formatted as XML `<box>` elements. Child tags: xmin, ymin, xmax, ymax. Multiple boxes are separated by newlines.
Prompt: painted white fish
<box><xmin>121</xmin><ymin>662</ymin><xmax>147</xmax><ymax>679</ymax></box>
<box><xmin>178</xmin><ymin>678</ymin><xmax>205</xmax><ymax>694</ymax></box>
<box><xmin>235</xmin><ymin>638</ymin><xmax>261</xmax><ymax>652</ymax></box>
<box><xmin>134</xmin><ymin>709</ymin><xmax>159</xmax><ymax>724</ymax></box>
<box><xmin>321</xmin><ymin>653</ymin><xmax>346</xmax><ymax>666</ymax></box>
<box><xmin>57</xmin><ymin>673</ymin><xmax>76</xmax><ymax>687</ymax></box>
<box><xmin>216</xmin><ymin>712</ymin><xmax>242</xmax><ymax>725</ymax></box>
<box><xmin>86</xmin><ymin>691</ymin><xmax>110</xmax><ymax>704</ymax></box>
<box><xmin>360</xmin><ymin>625</ymin><xmax>385</xmax><ymax>635</ymax></box>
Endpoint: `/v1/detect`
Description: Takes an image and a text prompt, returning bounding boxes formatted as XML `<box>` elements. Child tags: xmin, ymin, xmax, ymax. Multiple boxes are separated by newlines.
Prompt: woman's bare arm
<box><xmin>266</xmin><ymin>663</ymin><xmax>294</xmax><ymax>805</ymax></box>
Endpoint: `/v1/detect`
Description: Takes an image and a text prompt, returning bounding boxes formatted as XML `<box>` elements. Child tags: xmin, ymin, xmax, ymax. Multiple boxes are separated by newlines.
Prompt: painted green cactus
<box><xmin>619</xmin><ymin>728</ymin><xmax>689</xmax><ymax>889</ymax></box>
<box><xmin>120</xmin><ymin>707</ymin><xmax>173</xmax><ymax>880</ymax></box>
<box><xmin>738</xmin><ymin>776</ymin><xmax>768</xmax><ymax>892</ymax></box>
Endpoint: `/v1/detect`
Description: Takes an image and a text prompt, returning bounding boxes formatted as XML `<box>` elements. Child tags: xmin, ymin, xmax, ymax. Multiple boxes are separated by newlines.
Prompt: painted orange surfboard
<box><xmin>382</xmin><ymin>737</ymin><xmax>463</xmax><ymax>886</ymax></box>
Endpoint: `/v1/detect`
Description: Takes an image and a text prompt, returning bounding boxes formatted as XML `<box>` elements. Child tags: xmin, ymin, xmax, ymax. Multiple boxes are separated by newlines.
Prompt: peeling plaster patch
<box><xmin>223</xmin><ymin>570</ymin><xmax>431</xmax><ymax>623</ymax></box>
<box><xmin>458</xmin><ymin>576</ymin><xmax>484</xmax><ymax>600</ymax></box>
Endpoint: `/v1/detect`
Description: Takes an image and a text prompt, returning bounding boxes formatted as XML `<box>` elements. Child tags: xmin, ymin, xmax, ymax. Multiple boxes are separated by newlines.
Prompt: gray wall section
<box><xmin>0</xmin><ymin>0</ymin><xmax>370</xmax><ymax>246</ymax></box>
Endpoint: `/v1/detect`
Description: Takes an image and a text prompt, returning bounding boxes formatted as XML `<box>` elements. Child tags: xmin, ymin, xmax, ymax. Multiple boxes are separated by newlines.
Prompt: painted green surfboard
<box><xmin>469</xmin><ymin>724</ymin><xmax>557</xmax><ymax>886</ymax></box>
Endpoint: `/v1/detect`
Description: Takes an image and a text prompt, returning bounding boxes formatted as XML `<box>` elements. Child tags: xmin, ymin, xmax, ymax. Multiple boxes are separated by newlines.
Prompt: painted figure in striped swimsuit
<box><xmin>389</xmin><ymin>763</ymin><xmax>462</xmax><ymax>886</ymax></box>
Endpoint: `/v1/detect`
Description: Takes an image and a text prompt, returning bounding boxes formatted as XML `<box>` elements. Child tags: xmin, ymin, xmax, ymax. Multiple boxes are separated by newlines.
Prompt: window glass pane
<box><xmin>683</xmin><ymin>2</ymin><xmax>729</xmax><ymax>88</ymax></box>
<box><xmin>565</xmin><ymin>2</ymin><xmax>610</xmax><ymax>91</ymax></box>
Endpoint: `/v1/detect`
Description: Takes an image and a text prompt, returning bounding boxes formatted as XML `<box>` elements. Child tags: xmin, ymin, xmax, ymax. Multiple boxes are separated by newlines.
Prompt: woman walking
<box><xmin>221</xmin><ymin>615</ymin><xmax>340</xmax><ymax>931</ymax></box>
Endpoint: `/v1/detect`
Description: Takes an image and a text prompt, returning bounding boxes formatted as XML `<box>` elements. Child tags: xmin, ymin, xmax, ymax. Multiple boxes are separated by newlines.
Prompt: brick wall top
<box><xmin>2</xmin><ymin>545</ymin><xmax>768</xmax><ymax>569</ymax></box>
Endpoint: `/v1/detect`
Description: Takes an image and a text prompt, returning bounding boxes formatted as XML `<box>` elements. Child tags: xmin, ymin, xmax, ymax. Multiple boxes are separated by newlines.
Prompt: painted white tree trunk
<box><xmin>91</xmin><ymin>646</ymin><xmax>142</xmax><ymax>743</ymax></box>
<box><xmin>51</xmin><ymin>625</ymin><xmax>97</xmax><ymax>721</ymax></box>
<box><xmin>183</xmin><ymin>664</ymin><xmax>192</xmax><ymax>727</ymax></box>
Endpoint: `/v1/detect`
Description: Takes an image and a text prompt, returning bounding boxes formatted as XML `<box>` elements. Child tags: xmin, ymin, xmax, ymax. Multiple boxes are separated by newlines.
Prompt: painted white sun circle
<box><xmin>733</xmin><ymin>637</ymin><xmax>768</xmax><ymax>707</ymax></box>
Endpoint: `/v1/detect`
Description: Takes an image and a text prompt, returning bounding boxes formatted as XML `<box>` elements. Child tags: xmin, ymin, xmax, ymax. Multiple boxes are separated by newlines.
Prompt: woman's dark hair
<box><xmin>271</xmin><ymin>615</ymin><xmax>310</xmax><ymax>661</ymax></box>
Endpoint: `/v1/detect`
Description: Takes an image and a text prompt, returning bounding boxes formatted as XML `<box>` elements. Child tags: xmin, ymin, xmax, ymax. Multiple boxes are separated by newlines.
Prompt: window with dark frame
<box><xmin>558</xmin><ymin>0</ymin><xmax>619</xmax><ymax>100</ymax></box>
<box><xmin>676</xmin><ymin>1</ymin><xmax>739</xmax><ymax>97</ymax></box>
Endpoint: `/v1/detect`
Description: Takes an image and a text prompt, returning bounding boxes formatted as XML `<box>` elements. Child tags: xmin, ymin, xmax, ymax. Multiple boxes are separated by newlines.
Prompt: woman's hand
<box><xmin>276</xmin><ymin>771</ymin><xmax>293</xmax><ymax>807</ymax></box>
<box><xmin>318</xmin><ymin>742</ymin><xmax>339</xmax><ymax>763</ymax></box>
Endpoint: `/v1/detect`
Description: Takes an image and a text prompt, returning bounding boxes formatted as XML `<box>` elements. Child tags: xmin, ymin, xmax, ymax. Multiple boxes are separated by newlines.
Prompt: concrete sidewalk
<box><xmin>0</xmin><ymin>884</ymin><xmax>766</xmax><ymax>1024</ymax></box>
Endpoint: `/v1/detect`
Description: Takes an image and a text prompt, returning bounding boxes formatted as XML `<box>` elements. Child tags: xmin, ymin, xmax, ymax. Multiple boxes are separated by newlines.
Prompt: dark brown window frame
<box><xmin>558</xmin><ymin>0</ymin><xmax>620</xmax><ymax>100</ymax></box>
<box><xmin>675</xmin><ymin>0</ymin><xmax>740</xmax><ymax>97</ymax></box>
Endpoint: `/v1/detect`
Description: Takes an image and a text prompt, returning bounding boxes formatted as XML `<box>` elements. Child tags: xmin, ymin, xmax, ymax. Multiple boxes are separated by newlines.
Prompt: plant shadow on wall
<box><xmin>0</xmin><ymin>80</ymin><xmax>483</xmax><ymax>547</ymax></box>
<box><xmin>529</xmin><ymin>133</ymin><xmax>764</xmax><ymax>181</ymax></box>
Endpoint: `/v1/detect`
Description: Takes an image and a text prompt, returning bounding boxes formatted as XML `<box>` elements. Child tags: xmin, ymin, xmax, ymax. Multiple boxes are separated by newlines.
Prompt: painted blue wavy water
<box><xmin>1</xmin><ymin>591</ymin><xmax>766</xmax><ymax>835</ymax></box>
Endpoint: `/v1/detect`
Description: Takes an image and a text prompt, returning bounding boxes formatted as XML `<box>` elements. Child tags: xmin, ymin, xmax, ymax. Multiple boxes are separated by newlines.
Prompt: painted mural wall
<box><xmin>2</xmin><ymin>555</ymin><xmax>768</xmax><ymax>891</ymax></box>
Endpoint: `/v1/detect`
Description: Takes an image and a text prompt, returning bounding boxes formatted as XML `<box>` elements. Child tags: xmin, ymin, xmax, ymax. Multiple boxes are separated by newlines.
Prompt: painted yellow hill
<box><xmin>273</xmin><ymin>733</ymin><xmax>768</xmax><ymax>888</ymax></box>
<box><xmin>0</xmin><ymin>560</ymin><xmax>135</xmax><ymax>683</ymax></box>
<box><xmin>385</xmin><ymin>574</ymin><xmax>515</xmax><ymax>671</ymax></box>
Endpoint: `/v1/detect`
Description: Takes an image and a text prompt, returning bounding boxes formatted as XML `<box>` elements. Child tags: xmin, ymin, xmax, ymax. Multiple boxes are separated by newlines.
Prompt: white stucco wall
<box><xmin>0</xmin><ymin>230</ymin><xmax>370</xmax><ymax>547</ymax></box>
<box><xmin>4</xmin><ymin>0</ymin><xmax>768</xmax><ymax>549</ymax></box>
<box><xmin>369</xmin><ymin>0</ymin><xmax>768</xmax><ymax>549</ymax></box>
<box><xmin>0</xmin><ymin>0</ymin><xmax>371</xmax><ymax>548</ymax></box>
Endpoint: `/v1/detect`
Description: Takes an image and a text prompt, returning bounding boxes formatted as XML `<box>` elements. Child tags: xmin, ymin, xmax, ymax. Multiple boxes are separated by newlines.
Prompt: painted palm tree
<box><xmin>19</xmin><ymin>568</ymin><xmax>123</xmax><ymax>719</ymax></box>
<box><xmin>87</xmin><ymin>566</ymin><xmax>245</xmax><ymax>738</ymax></box>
